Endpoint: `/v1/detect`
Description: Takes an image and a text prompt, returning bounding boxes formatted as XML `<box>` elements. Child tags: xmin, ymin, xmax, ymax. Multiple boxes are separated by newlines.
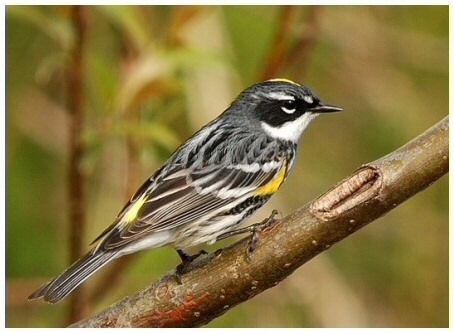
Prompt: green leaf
<box><xmin>97</xmin><ymin>5</ymin><xmax>150</xmax><ymax>50</ymax></box>
<box><xmin>222</xmin><ymin>6</ymin><xmax>279</xmax><ymax>83</ymax></box>
<box><xmin>8</xmin><ymin>6</ymin><xmax>74</xmax><ymax>50</ymax></box>
<box><xmin>139</xmin><ymin>121</ymin><xmax>181</xmax><ymax>152</ymax></box>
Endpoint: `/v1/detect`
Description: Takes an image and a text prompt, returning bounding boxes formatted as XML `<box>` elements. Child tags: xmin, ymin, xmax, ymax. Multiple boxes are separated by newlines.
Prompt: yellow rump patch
<box><xmin>123</xmin><ymin>195</ymin><xmax>147</xmax><ymax>223</ymax></box>
<box><xmin>255</xmin><ymin>164</ymin><xmax>289</xmax><ymax>196</ymax></box>
<box><xmin>267</xmin><ymin>78</ymin><xmax>301</xmax><ymax>86</ymax></box>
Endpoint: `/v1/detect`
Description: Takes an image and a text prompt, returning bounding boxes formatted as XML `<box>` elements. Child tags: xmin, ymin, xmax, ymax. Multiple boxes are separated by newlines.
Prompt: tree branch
<box><xmin>286</xmin><ymin>6</ymin><xmax>321</xmax><ymax>81</ymax></box>
<box><xmin>67</xmin><ymin>5</ymin><xmax>89</xmax><ymax>324</ymax></box>
<box><xmin>70</xmin><ymin>116</ymin><xmax>448</xmax><ymax>327</ymax></box>
<box><xmin>260</xmin><ymin>6</ymin><xmax>296</xmax><ymax>80</ymax></box>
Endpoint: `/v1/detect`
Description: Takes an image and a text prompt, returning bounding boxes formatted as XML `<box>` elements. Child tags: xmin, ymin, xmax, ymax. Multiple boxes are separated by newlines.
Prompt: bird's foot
<box><xmin>174</xmin><ymin>249</ymin><xmax>209</xmax><ymax>284</ymax></box>
<box><xmin>216</xmin><ymin>209</ymin><xmax>282</xmax><ymax>261</ymax></box>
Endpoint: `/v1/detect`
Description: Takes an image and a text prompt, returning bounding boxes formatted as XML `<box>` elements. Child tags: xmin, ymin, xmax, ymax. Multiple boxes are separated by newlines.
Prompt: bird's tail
<box><xmin>28</xmin><ymin>249</ymin><xmax>117</xmax><ymax>303</ymax></box>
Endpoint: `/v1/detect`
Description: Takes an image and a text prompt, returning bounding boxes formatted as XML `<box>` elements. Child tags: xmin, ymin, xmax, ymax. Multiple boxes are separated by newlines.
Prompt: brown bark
<box><xmin>67</xmin><ymin>5</ymin><xmax>89</xmax><ymax>324</ymax></box>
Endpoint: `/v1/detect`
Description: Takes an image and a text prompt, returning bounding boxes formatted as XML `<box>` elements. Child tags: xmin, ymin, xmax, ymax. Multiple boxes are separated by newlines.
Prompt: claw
<box><xmin>246</xmin><ymin>209</ymin><xmax>282</xmax><ymax>260</ymax></box>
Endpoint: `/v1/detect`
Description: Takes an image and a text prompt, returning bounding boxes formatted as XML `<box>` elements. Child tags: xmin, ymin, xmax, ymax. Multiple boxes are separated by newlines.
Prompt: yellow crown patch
<box><xmin>267</xmin><ymin>78</ymin><xmax>301</xmax><ymax>86</ymax></box>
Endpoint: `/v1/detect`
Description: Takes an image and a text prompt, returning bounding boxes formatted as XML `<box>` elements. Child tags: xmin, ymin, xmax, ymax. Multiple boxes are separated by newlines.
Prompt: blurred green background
<box><xmin>7</xmin><ymin>5</ymin><xmax>448</xmax><ymax>328</ymax></box>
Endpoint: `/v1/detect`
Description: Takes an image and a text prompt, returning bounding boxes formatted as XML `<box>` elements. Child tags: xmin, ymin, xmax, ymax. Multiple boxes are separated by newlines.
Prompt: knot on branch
<box><xmin>310</xmin><ymin>166</ymin><xmax>382</xmax><ymax>221</ymax></box>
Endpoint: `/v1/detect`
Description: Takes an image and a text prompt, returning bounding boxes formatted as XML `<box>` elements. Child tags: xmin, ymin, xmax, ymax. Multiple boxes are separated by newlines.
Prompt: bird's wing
<box><xmin>95</xmin><ymin>154</ymin><xmax>290</xmax><ymax>251</ymax></box>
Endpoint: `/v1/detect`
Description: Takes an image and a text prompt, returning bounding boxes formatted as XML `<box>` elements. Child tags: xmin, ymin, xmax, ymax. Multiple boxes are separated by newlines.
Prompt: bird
<box><xmin>28</xmin><ymin>78</ymin><xmax>343</xmax><ymax>303</ymax></box>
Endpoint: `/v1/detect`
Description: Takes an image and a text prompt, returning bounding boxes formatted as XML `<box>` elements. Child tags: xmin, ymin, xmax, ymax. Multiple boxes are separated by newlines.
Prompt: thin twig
<box><xmin>67</xmin><ymin>5</ymin><xmax>89</xmax><ymax>324</ymax></box>
<box><xmin>286</xmin><ymin>6</ymin><xmax>321</xmax><ymax>81</ymax></box>
<box><xmin>260</xmin><ymin>6</ymin><xmax>321</xmax><ymax>81</ymax></box>
<box><xmin>260</xmin><ymin>6</ymin><xmax>296</xmax><ymax>80</ymax></box>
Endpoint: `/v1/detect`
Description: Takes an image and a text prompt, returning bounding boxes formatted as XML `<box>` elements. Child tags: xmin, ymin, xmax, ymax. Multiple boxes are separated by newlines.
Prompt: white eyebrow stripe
<box><xmin>267</xmin><ymin>92</ymin><xmax>295</xmax><ymax>101</ymax></box>
<box><xmin>302</xmin><ymin>95</ymin><xmax>314</xmax><ymax>104</ymax></box>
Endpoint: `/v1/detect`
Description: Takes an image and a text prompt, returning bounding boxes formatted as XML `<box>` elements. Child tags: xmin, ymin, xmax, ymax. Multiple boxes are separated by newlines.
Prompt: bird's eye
<box><xmin>281</xmin><ymin>100</ymin><xmax>296</xmax><ymax>114</ymax></box>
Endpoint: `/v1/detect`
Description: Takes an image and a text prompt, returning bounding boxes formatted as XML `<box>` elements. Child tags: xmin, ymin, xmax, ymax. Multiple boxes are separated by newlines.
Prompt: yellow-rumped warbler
<box><xmin>29</xmin><ymin>79</ymin><xmax>342</xmax><ymax>303</ymax></box>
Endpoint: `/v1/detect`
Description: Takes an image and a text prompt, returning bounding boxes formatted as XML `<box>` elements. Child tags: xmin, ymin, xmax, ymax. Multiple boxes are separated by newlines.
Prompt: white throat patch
<box><xmin>261</xmin><ymin>112</ymin><xmax>319</xmax><ymax>142</ymax></box>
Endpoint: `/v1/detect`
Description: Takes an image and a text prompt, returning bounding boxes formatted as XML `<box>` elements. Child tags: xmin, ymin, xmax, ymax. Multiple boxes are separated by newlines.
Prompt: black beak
<box><xmin>309</xmin><ymin>102</ymin><xmax>343</xmax><ymax>113</ymax></box>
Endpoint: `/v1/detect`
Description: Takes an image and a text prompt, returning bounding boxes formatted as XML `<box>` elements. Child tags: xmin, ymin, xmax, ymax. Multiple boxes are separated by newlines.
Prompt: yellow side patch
<box><xmin>255</xmin><ymin>165</ymin><xmax>288</xmax><ymax>196</ymax></box>
<box><xmin>123</xmin><ymin>195</ymin><xmax>147</xmax><ymax>223</ymax></box>
<box><xmin>267</xmin><ymin>78</ymin><xmax>301</xmax><ymax>86</ymax></box>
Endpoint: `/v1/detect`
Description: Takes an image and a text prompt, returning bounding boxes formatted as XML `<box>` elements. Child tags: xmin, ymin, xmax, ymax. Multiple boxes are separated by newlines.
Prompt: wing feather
<box><xmin>96</xmin><ymin>133</ymin><xmax>293</xmax><ymax>251</ymax></box>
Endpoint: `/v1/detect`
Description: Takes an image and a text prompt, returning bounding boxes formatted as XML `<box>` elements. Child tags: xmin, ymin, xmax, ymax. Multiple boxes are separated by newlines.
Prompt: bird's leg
<box><xmin>175</xmin><ymin>249</ymin><xmax>209</xmax><ymax>283</ymax></box>
<box><xmin>177</xmin><ymin>249</ymin><xmax>208</xmax><ymax>263</ymax></box>
<box><xmin>216</xmin><ymin>209</ymin><xmax>282</xmax><ymax>261</ymax></box>
<box><xmin>246</xmin><ymin>209</ymin><xmax>282</xmax><ymax>259</ymax></box>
